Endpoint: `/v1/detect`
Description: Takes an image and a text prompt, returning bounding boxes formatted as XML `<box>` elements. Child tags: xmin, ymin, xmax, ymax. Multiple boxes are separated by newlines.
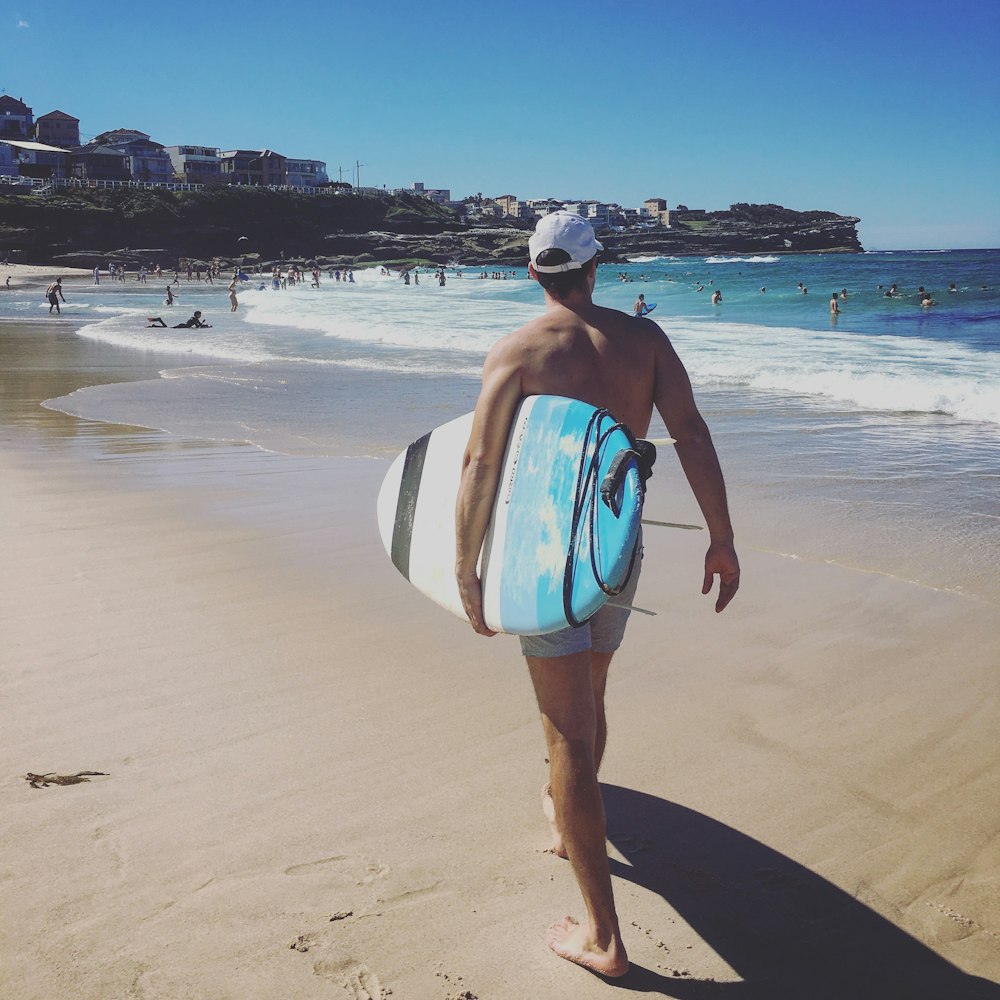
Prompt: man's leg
<box><xmin>542</xmin><ymin>649</ymin><xmax>614</xmax><ymax>858</ymax></box>
<box><xmin>528</xmin><ymin>652</ymin><xmax>628</xmax><ymax>977</ymax></box>
<box><xmin>590</xmin><ymin>649</ymin><xmax>614</xmax><ymax>772</ymax></box>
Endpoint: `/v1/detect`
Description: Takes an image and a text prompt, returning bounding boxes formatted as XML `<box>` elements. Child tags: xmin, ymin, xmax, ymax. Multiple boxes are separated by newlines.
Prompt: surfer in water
<box><xmin>456</xmin><ymin>211</ymin><xmax>739</xmax><ymax>979</ymax></box>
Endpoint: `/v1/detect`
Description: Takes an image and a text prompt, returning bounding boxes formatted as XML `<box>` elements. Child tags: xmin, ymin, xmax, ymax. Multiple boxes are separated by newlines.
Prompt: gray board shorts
<box><xmin>519</xmin><ymin>546</ymin><xmax>642</xmax><ymax>660</ymax></box>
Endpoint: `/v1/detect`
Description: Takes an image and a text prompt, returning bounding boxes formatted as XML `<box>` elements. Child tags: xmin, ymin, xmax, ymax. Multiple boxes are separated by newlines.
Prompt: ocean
<box><xmin>5</xmin><ymin>249</ymin><xmax>999</xmax><ymax>604</ymax></box>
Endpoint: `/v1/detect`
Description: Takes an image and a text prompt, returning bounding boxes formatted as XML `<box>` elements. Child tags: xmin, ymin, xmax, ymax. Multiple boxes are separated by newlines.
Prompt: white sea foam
<box><xmin>668</xmin><ymin>319</ymin><xmax>1000</xmax><ymax>424</ymax></box>
<box><xmin>704</xmin><ymin>255</ymin><xmax>781</xmax><ymax>264</ymax></box>
<box><xmin>59</xmin><ymin>259</ymin><xmax>1000</xmax><ymax>427</ymax></box>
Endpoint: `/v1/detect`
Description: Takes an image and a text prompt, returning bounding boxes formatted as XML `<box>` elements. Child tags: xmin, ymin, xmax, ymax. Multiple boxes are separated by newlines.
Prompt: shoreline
<box><xmin>2</xmin><ymin>304</ymin><xmax>999</xmax><ymax>997</ymax></box>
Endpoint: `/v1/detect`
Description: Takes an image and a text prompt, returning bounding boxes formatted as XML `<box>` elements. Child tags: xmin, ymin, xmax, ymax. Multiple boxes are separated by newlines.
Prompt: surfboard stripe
<box><xmin>390</xmin><ymin>431</ymin><xmax>431</xmax><ymax>580</ymax></box>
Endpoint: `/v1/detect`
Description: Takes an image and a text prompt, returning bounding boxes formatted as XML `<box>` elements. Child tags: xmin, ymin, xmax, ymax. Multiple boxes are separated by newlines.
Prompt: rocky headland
<box><xmin>0</xmin><ymin>187</ymin><xmax>862</xmax><ymax>270</ymax></box>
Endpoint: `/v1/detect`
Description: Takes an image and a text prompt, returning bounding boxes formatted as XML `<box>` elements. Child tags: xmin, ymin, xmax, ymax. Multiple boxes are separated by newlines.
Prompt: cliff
<box><xmin>0</xmin><ymin>188</ymin><xmax>861</xmax><ymax>268</ymax></box>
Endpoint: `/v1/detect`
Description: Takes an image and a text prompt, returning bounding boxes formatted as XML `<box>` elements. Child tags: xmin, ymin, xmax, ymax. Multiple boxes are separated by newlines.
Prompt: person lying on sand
<box><xmin>148</xmin><ymin>310</ymin><xmax>211</xmax><ymax>329</ymax></box>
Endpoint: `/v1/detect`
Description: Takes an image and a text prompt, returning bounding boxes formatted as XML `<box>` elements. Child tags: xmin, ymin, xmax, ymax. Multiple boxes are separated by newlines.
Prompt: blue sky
<box><xmin>3</xmin><ymin>0</ymin><xmax>998</xmax><ymax>249</ymax></box>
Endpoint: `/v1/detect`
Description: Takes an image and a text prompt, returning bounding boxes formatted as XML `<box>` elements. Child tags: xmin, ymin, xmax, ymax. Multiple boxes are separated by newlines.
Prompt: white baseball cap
<box><xmin>528</xmin><ymin>211</ymin><xmax>603</xmax><ymax>272</ymax></box>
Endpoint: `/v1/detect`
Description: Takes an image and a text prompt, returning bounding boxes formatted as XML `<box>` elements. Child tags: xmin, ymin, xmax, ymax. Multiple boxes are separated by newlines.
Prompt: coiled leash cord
<box><xmin>562</xmin><ymin>409</ymin><xmax>656</xmax><ymax>628</ymax></box>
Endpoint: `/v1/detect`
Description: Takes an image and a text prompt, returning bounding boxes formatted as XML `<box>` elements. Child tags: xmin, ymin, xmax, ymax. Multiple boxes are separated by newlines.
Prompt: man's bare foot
<box><xmin>542</xmin><ymin>783</ymin><xmax>568</xmax><ymax>858</ymax></box>
<box><xmin>545</xmin><ymin>916</ymin><xmax>629</xmax><ymax>978</ymax></box>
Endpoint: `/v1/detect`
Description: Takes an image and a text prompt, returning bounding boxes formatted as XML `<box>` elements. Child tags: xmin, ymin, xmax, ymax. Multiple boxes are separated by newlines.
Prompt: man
<box><xmin>455</xmin><ymin>211</ymin><xmax>739</xmax><ymax>978</ymax></box>
<box><xmin>46</xmin><ymin>278</ymin><xmax>66</xmax><ymax>314</ymax></box>
<box><xmin>633</xmin><ymin>292</ymin><xmax>650</xmax><ymax>317</ymax></box>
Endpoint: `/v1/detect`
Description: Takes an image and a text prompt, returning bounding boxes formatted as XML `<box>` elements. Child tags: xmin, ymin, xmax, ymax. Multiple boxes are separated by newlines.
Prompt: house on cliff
<box><xmin>164</xmin><ymin>145</ymin><xmax>223</xmax><ymax>184</ymax></box>
<box><xmin>220</xmin><ymin>149</ymin><xmax>287</xmax><ymax>186</ymax></box>
<box><xmin>286</xmin><ymin>158</ymin><xmax>329</xmax><ymax>189</ymax></box>
<box><xmin>69</xmin><ymin>144</ymin><xmax>131</xmax><ymax>183</ymax></box>
<box><xmin>34</xmin><ymin>110</ymin><xmax>81</xmax><ymax>149</ymax></box>
<box><xmin>0</xmin><ymin>96</ymin><xmax>34</xmax><ymax>141</ymax></box>
<box><xmin>88</xmin><ymin>130</ymin><xmax>173</xmax><ymax>184</ymax></box>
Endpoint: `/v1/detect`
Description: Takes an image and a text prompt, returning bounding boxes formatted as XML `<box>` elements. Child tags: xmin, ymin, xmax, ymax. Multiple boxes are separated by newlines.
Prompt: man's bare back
<box><xmin>496</xmin><ymin>300</ymin><xmax>658</xmax><ymax>436</ymax></box>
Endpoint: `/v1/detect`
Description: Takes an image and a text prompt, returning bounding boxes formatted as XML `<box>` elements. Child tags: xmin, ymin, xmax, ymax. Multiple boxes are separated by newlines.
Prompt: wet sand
<box><xmin>1</xmin><ymin>317</ymin><xmax>998</xmax><ymax>999</ymax></box>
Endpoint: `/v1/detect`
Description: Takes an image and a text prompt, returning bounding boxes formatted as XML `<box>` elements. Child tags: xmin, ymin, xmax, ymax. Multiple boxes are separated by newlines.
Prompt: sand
<box><xmin>1</xmin><ymin>318</ymin><xmax>998</xmax><ymax>1000</ymax></box>
<box><xmin>2</xmin><ymin>262</ymin><xmax>93</xmax><ymax>286</ymax></box>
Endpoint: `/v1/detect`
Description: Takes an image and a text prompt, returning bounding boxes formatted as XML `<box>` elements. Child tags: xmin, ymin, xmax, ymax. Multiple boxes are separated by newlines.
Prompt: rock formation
<box><xmin>0</xmin><ymin>187</ymin><xmax>862</xmax><ymax>269</ymax></box>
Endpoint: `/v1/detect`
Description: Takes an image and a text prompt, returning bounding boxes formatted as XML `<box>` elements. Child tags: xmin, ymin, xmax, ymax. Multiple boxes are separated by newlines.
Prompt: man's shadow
<box><xmin>601</xmin><ymin>784</ymin><xmax>998</xmax><ymax>999</ymax></box>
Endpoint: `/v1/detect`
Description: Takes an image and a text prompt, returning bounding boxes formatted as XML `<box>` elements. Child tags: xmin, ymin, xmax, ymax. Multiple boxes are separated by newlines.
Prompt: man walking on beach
<box><xmin>455</xmin><ymin>211</ymin><xmax>740</xmax><ymax>978</ymax></box>
<box><xmin>46</xmin><ymin>278</ymin><xmax>65</xmax><ymax>314</ymax></box>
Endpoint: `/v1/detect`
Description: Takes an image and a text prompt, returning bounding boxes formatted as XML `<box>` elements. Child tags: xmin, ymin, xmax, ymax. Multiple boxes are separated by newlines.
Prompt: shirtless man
<box><xmin>46</xmin><ymin>278</ymin><xmax>65</xmax><ymax>314</ymax></box>
<box><xmin>633</xmin><ymin>292</ymin><xmax>650</xmax><ymax>317</ymax></box>
<box><xmin>455</xmin><ymin>212</ymin><xmax>739</xmax><ymax>978</ymax></box>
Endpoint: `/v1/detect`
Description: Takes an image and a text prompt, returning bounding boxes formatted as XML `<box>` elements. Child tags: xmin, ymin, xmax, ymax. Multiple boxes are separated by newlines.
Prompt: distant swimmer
<box><xmin>711</xmin><ymin>289</ymin><xmax>722</xmax><ymax>304</ymax></box>
<box><xmin>840</xmin><ymin>288</ymin><xmax>848</xmax><ymax>299</ymax></box>
<box><xmin>885</xmin><ymin>283</ymin><xmax>898</xmax><ymax>298</ymax></box>
<box><xmin>949</xmin><ymin>282</ymin><xmax>958</xmax><ymax>293</ymax></box>
<box><xmin>633</xmin><ymin>293</ymin><xmax>651</xmax><ymax>317</ymax></box>
<box><xmin>46</xmin><ymin>278</ymin><xmax>66</xmax><ymax>314</ymax></box>
<box><xmin>830</xmin><ymin>292</ymin><xmax>840</xmax><ymax>315</ymax></box>
<box><xmin>920</xmin><ymin>293</ymin><xmax>936</xmax><ymax>307</ymax></box>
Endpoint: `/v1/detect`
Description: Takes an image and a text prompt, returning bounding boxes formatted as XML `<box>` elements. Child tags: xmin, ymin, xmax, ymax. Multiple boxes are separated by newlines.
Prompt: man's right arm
<box><xmin>455</xmin><ymin>339</ymin><xmax>524</xmax><ymax>635</ymax></box>
<box><xmin>653</xmin><ymin>333</ymin><xmax>740</xmax><ymax>613</ymax></box>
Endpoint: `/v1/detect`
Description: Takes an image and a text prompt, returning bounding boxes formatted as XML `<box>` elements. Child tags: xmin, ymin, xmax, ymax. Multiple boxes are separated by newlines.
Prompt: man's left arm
<box><xmin>653</xmin><ymin>333</ymin><xmax>740</xmax><ymax>613</ymax></box>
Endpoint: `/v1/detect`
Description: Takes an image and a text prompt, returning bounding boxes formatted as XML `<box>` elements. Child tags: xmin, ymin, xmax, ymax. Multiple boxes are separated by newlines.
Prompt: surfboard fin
<box><xmin>641</xmin><ymin>518</ymin><xmax>703</xmax><ymax>531</ymax></box>
<box><xmin>605</xmin><ymin>601</ymin><xmax>657</xmax><ymax>617</ymax></box>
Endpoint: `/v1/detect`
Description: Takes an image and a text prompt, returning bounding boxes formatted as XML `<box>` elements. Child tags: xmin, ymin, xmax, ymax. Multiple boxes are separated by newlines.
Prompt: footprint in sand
<box><xmin>313</xmin><ymin>957</ymin><xmax>384</xmax><ymax>999</ymax></box>
<box><xmin>284</xmin><ymin>855</ymin><xmax>388</xmax><ymax>885</ymax></box>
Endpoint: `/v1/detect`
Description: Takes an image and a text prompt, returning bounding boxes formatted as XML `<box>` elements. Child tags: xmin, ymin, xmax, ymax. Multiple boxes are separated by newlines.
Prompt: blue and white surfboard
<box><xmin>377</xmin><ymin>395</ymin><xmax>646</xmax><ymax>635</ymax></box>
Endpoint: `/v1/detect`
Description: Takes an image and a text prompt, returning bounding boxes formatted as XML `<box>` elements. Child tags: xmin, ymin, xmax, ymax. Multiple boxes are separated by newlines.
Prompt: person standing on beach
<box><xmin>455</xmin><ymin>211</ymin><xmax>739</xmax><ymax>978</ymax></box>
<box><xmin>228</xmin><ymin>275</ymin><xmax>239</xmax><ymax>312</ymax></box>
<box><xmin>46</xmin><ymin>278</ymin><xmax>65</xmax><ymax>314</ymax></box>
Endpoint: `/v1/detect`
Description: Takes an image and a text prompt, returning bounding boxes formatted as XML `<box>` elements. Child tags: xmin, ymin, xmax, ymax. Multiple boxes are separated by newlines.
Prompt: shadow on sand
<box><xmin>601</xmin><ymin>785</ymin><xmax>998</xmax><ymax>999</ymax></box>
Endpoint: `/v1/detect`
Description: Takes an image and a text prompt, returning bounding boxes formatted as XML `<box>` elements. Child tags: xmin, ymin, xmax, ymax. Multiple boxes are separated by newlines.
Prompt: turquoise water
<box><xmin>5</xmin><ymin>249</ymin><xmax>999</xmax><ymax>602</ymax></box>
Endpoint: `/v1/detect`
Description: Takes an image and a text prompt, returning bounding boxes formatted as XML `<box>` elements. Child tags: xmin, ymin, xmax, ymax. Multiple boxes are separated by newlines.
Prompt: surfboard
<box><xmin>377</xmin><ymin>395</ymin><xmax>647</xmax><ymax>635</ymax></box>
<box><xmin>645</xmin><ymin>302</ymin><xmax>657</xmax><ymax>314</ymax></box>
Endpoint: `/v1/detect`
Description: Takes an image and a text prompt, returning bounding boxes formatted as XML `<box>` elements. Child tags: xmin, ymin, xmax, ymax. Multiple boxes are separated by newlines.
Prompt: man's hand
<box><xmin>457</xmin><ymin>570</ymin><xmax>497</xmax><ymax>637</ymax></box>
<box><xmin>702</xmin><ymin>541</ymin><xmax>740</xmax><ymax>613</ymax></box>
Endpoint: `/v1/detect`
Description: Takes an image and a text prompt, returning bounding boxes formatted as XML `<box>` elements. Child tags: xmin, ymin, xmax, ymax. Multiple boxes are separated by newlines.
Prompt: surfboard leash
<box><xmin>563</xmin><ymin>411</ymin><xmax>651</xmax><ymax>628</ymax></box>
